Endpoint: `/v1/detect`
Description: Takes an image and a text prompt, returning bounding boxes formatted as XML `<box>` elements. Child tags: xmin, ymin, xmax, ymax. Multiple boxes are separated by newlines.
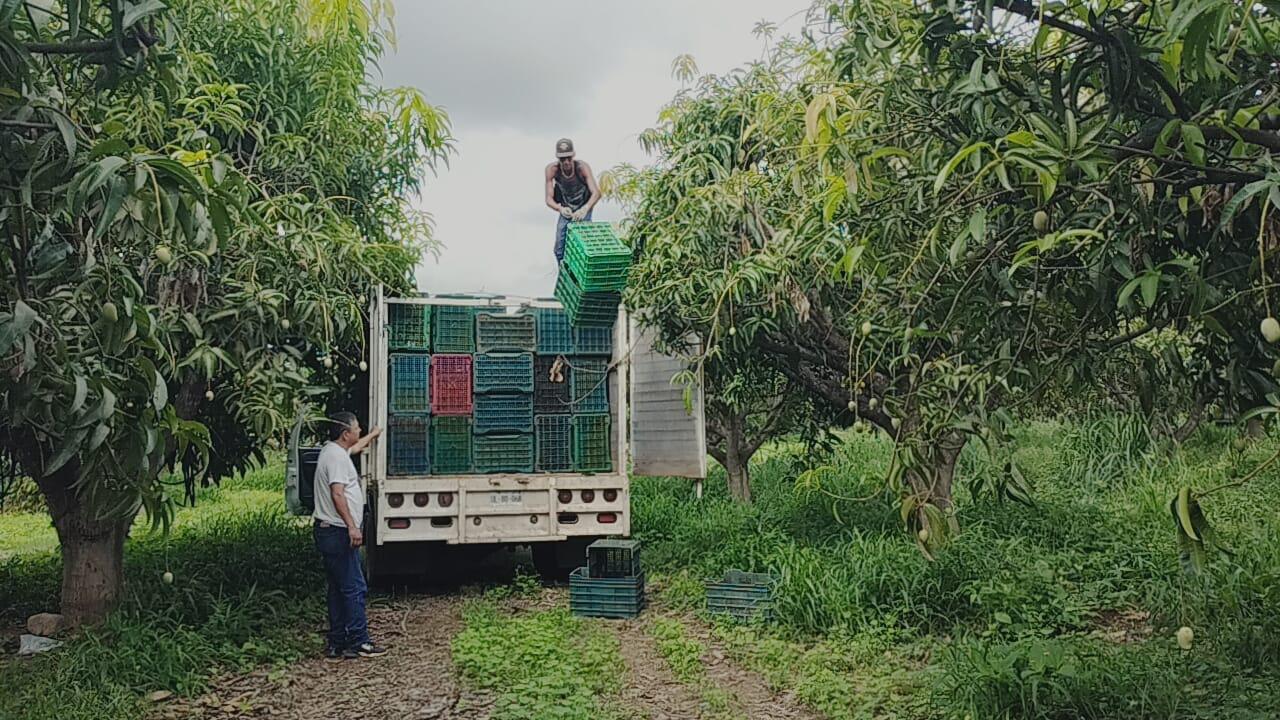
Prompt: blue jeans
<box><xmin>314</xmin><ymin>523</ymin><xmax>370</xmax><ymax>650</ymax></box>
<box><xmin>555</xmin><ymin>209</ymin><xmax>593</xmax><ymax>264</ymax></box>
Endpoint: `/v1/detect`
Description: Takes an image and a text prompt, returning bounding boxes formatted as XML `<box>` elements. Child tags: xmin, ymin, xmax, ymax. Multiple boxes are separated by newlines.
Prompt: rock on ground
<box><xmin>26</xmin><ymin>613</ymin><xmax>64</xmax><ymax>637</ymax></box>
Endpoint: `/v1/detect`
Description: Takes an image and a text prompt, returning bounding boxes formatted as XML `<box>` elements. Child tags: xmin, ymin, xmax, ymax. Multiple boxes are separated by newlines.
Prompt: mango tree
<box><xmin>0</xmin><ymin>0</ymin><xmax>451</xmax><ymax>625</ymax></box>
<box><xmin>621</xmin><ymin>0</ymin><xmax>1280</xmax><ymax>548</ymax></box>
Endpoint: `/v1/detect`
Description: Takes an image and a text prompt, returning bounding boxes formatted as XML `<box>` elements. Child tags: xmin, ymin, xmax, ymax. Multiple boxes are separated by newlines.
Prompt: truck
<box><xmin>288</xmin><ymin>288</ymin><xmax>707</xmax><ymax>582</ymax></box>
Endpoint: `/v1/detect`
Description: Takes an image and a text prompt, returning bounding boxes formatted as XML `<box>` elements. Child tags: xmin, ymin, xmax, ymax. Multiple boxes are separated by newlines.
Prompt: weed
<box><xmin>650</xmin><ymin>617</ymin><xmax>705</xmax><ymax>684</ymax></box>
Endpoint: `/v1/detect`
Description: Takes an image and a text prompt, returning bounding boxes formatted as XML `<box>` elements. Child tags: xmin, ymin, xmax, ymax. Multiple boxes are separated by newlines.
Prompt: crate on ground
<box><xmin>430</xmin><ymin>354</ymin><xmax>473</xmax><ymax>415</ymax></box>
<box><xmin>387</xmin><ymin>303</ymin><xmax>431</xmax><ymax>351</ymax></box>
<box><xmin>563</xmin><ymin>222</ymin><xmax>631</xmax><ymax>293</ymax></box>
<box><xmin>474</xmin><ymin>393</ymin><xmax>534</xmax><ymax>434</ymax></box>
<box><xmin>570</xmin><ymin>357</ymin><xmax>609</xmax><ymax>414</ymax></box>
<box><xmin>573</xmin><ymin>324</ymin><xmax>613</xmax><ymax>355</ymax></box>
<box><xmin>535</xmin><ymin>415</ymin><xmax>572</xmax><ymax>472</ymax></box>
<box><xmin>388</xmin><ymin>354</ymin><xmax>430</xmax><ymax>414</ymax></box>
<box><xmin>433</xmin><ymin>305</ymin><xmax>475</xmax><ymax>353</ymax></box>
<box><xmin>571</xmin><ymin>413</ymin><xmax>612</xmax><ymax>473</ymax></box>
<box><xmin>387</xmin><ymin>414</ymin><xmax>430</xmax><ymax>476</ymax></box>
<box><xmin>474</xmin><ymin>352</ymin><xmax>534</xmax><ymax>393</ymax></box>
<box><xmin>587</xmin><ymin>538</ymin><xmax>641</xmax><ymax>578</ymax></box>
<box><xmin>473</xmin><ymin>433</ymin><xmax>535</xmax><ymax>473</ymax></box>
<box><xmin>535</xmin><ymin>307</ymin><xmax>573</xmax><ymax>354</ymax></box>
<box><xmin>476</xmin><ymin>312</ymin><xmax>536</xmax><ymax>353</ymax></box>
<box><xmin>554</xmin><ymin>265</ymin><xmax>621</xmax><ymax>328</ymax></box>
<box><xmin>430</xmin><ymin>416</ymin><xmax>472</xmax><ymax>474</ymax></box>
<box><xmin>706</xmin><ymin>570</ymin><xmax>777</xmax><ymax>622</ymax></box>
<box><xmin>534</xmin><ymin>355</ymin><xmax>571</xmax><ymax>415</ymax></box>
<box><xmin>569</xmin><ymin>567</ymin><xmax>645</xmax><ymax>619</ymax></box>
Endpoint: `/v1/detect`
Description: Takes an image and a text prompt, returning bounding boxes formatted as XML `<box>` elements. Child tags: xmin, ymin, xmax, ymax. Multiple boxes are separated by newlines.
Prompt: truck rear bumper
<box><xmin>374</xmin><ymin>474</ymin><xmax>629</xmax><ymax>544</ymax></box>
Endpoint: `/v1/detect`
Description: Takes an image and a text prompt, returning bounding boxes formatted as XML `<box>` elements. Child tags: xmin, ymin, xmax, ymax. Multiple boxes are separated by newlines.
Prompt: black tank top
<box><xmin>553</xmin><ymin>161</ymin><xmax>590</xmax><ymax>210</ymax></box>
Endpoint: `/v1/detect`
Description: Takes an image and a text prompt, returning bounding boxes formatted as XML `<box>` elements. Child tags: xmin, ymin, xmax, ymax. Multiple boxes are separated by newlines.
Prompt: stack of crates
<box><xmin>473</xmin><ymin>312</ymin><xmax>536</xmax><ymax>473</ymax></box>
<box><xmin>386</xmin><ymin>304</ymin><xmax>431</xmax><ymax>476</ymax></box>
<box><xmin>383</xmin><ymin>301</ymin><xmax>613</xmax><ymax>477</ymax></box>
<box><xmin>555</xmin><ymin>222</ymin><xmax>629</xmax><ymax>327</ymax></box>
<box><xmin>571</xmin><ymin>539</ymin><xmax>644</xmax><ymax>619</ymax></box>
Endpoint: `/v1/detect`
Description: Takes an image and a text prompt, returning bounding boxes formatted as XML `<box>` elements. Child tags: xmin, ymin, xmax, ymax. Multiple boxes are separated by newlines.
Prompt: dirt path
<box><xmin>607</xmin><ymin>614</ymin><xmax>821</xmax><ymax>720</ymax></box>
<box><xmin>153</xmin><ymin>594</ymin><xmax>491</xmax><ymax>720</ymax></box>
<box><xmin>612</xmin><ymin>617</ymin><xmax>706</xmax><ymax>720</ymax></box>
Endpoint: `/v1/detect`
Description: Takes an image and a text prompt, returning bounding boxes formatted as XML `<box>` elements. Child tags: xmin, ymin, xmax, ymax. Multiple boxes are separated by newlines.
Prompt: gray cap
<box><xmin>555</xmin><ymin>138</ymin><xmax>575</xmax><ymax>158</ymax></box>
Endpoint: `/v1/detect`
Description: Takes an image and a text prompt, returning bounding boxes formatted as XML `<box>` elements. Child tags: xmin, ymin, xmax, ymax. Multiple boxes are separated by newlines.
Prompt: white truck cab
<box><xmin>348</xmin><ymin>288</ymin><xmax>706</xmax><ymax>580</ymax></box>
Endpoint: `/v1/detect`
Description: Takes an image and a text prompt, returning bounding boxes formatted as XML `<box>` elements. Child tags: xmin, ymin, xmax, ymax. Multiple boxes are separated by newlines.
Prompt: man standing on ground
<box><xmin>545</xmin><ymin>137</ymin><xmax>601</xmax><ymax>263</ymax></box>
<box><xmin>314</xmin><ymin>411</ymin><xmax>386</xmax><ymax>660</ymax></box>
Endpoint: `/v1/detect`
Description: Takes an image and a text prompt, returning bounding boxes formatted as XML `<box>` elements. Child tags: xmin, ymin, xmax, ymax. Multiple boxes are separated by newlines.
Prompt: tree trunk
<box><xmin>723</xmin><ymin>411</ymin><xmax>752</xmax><ymax>503</ymax></box>
<box><xmin>904</xmin><ymin>436</ymin><xmax>963</xmax><ymax>535</ymax></box>
<box><xmin>25</xmin><ymin>453</ymin><xmax>134</xmax><ymax>628</ymax></box>
<box><xmin>53</xmin><ymin>507</ymin><xmax>131</xmax><ymax>626</ymax></box>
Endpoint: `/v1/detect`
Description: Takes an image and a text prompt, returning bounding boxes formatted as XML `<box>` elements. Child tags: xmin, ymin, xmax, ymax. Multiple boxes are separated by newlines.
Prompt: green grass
<box><xmin>0</xmin><ymin>461</ymin><xmax>320</xmax><ymax>720</ymax></box>
<box><xmin>632</xmin><ymin>416</ymin><xmax>1280</xmax><ymax>718</ymax></box>
<box><xmin>451</xmin><ymin>602</ymin><xmax>628</xmax><ymax>720</ymax></box>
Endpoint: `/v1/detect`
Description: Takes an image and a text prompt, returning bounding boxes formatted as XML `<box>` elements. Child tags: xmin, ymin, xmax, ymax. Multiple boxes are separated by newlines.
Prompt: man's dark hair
<box><xmin>328</xmin><ymin>411</ymin><xmax>358</xmax><ymax>441</ymax></box>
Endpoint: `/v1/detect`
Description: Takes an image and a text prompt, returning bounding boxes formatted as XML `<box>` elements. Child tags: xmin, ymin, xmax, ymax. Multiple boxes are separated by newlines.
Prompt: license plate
<box><xmin>488</xmin><ymin>491</ymin><xmax>523</xmax><ymax>507</ymax></box>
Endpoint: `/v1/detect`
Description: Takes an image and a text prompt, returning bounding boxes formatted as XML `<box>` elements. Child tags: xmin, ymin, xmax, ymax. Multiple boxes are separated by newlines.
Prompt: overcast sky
<box><xmin>377</xmin><ymin>1</ymin><xmax>812</xmax><ymax>298</ymax></box>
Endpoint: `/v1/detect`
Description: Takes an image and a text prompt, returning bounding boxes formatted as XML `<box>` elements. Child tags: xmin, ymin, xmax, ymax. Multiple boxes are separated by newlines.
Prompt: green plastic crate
<box><xmin>474</xmin><ymin>352</ymin><xmax>534</xmax><ymax>393</ymax></box>
<box><xmin>571</xmin><ymin>414</ymin><xmax>611</xmax><ymax>473</ymax></box>
<box><xmin>535</xmin><ymin>307</ymin><xmax>574</xmax><ymax>354</ymax></box>
<box><xmin>705</xmin><ymin>570</ymin><xmax>776</xmax><ymax>622</ymax></box>
<box><xmin>554</xmin><ymin>266</ymin><xmax>621</xmax><ymax>328</ymax></box>
<box><xmin>535</xmin><ymin>415</ymin><xmax>572</xmax><ymax>472</ymax></box>
<box><xmin>563</xmin><ymin>223</ymin><xmax>631</xmax><ymax>293</ymax></box>
<box><xmin>569</xmin><ymin>567</ymin><xmax>645</xmax><ymax>619</ymax></box>
<box><xmin>476</xmin><ymin>312</ymin><xmax>536</xmax><ymax>353</ymax></box>
<box><xmin>433</xmin><ymin>306</ymin><xmax>475</xmax><ymax>353</ymax></box>
<box><xmin>430</xmin><ymin>416</ymin><xmax>472</xmax><ymax>474</ymax></box>
<box><xmin>587</xmin><ymin>538</ymin><xmax>641</xmax><ymax>578</ymax></box>
<box><xmin>473</xmin><ymin>433</ymin><xmax>534</xmax><ymax>474</ymax></box>
<box><xmin>387</xmin><ymin>303</ymin><xmax>431</xmax><ymax>351</ymax></box>
<box><xmin>570</xmin><ymin>358</ymin><xmax>609</xmax><ymax>414</ymax></box>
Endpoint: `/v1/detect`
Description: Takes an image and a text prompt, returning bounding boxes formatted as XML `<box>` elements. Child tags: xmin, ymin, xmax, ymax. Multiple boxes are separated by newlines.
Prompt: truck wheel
<box><xmin>531</xmin><ymin>543</ymin><xmax>570</xmax><ymax>583</ymax></box>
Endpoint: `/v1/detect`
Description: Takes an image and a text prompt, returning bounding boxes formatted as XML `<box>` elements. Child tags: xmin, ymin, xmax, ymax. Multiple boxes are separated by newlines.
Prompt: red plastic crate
<box><xmin>430</xmin><ymin>354</ymin><xmax>473</xmax><ymax>415</ymax></box>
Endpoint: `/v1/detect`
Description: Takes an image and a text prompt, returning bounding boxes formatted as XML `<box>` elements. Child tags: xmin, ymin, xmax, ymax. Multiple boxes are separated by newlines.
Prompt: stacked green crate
<box><xmin>572</xmin><ymin>414</ymin><xmax>611</xmax><ymax>473</ymax></box>
<box><xmin>430</xmin><ymin>416</ymin><xmax>472</xmax><ymax>473</ymax></box>
<box><xmin>433</xmin><ymin>306</ymin><xmax>475</xmax><ymax>353</ymax></box>
<box><xmin>555</xmin><ymin>222</ymin><xmax>628</xmax><ymax>327</ymax></box>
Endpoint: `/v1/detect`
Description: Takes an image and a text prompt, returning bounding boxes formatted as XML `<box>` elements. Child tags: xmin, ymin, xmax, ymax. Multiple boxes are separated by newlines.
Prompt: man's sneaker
<box><xmin>354</xmin><ymin>642</ymin><xmax>388</xmax><ymax>658</ymax></box>
<box><xmin>324</xmin><ymin>646</ymin><xmax>344</xmax><ymax>661</ymax></box>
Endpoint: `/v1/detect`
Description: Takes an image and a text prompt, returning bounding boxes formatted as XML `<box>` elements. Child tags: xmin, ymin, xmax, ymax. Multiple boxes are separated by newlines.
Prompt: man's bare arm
<box><xmin>545</xmin><ymin>165</ymin><xmax>567</xmax><ymax>213</ymax></box>
<box><xmin>348</xmin><ymin>426</ymin><xmax>382</xmax><ymax>456</ymax></box>
<box><xmin>330</xmin><ymin>483</ymin><xmax>363</xmax><ymax>546</ymax></box>
<box><xmin>579</xmin><ymin>162</ymin><xmax>602</xmax><ymax>213</ymax></box>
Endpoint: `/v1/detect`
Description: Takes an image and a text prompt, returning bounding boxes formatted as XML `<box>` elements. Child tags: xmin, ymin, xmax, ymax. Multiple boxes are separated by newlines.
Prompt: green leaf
<box><xmin>1140</xmin><ymin>273</ymin><xmax>1159</xmax><ymax>308</ymax></box>
<box><xmin>44</xmin><ymin>429</ymin><xmax>86</xmax><ymax>476</ymax></box>
<box><xmin>0</xmin><ymin>300</ymin><xmax>38</xmax><ymax>353</ymax></box>
<box><xmin>153</xmin><ymin>373</ymin><xmax>168</xmax><ymax>411</ymax></box>
<box><xmin>67</xmin><ymin>0</ymin><xmax>80</xmax><ymax>36</ymax></box>
<box><xmin>70</xmin><ymin>375</ymin><xmax>88</xmax><ymax>415</ymax></box>
<box><xmin>0</xmin><ymin>0</ymin><xmax>23</xmax><ymax>27</ymax></box>
<box><xmin>968</xmin><ymin>207</ymin><xmax>986</xmax><ymax>246</ymax></box>
<box><xmin>994</xmin><ymin>611</ymin><xmax>1013</xmax><ymax>624</ymax></box>
<box><xmin>122</xmin><ymin>0</ymin><xmax>168</xmax><ymax>28</ymax></box>
<box><xmin>88</xmin><ymin>423</ymin><xmax>111</xmax><ymax>452</ymax></box>
<box><xmin>1180</xmin><ymin>124</ymin><xmax>1206</xmax><ymax>165</ymax></box>
<box><xmin>934</xmin><ymin>142</ymin><xmax>990</xmax><ymax>195</ymax></box>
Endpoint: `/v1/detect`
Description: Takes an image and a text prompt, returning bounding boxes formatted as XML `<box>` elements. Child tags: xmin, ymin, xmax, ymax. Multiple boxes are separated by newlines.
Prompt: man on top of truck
<box><xmin>545</xmin><ymin>137</ymin><xmax>601</xmax><ymax>263</ymax></box>
<box><xmin>314</xmin><ymin>411</ymin><xmax>386</xmax><ymax>660</ymax></box>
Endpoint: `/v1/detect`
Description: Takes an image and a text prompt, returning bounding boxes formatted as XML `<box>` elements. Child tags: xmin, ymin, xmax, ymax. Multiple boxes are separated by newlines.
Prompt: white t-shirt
<box><xmin>313</xmin><ymin>441</ymin><xmax>363</xmax><ymax>528</ymax></box>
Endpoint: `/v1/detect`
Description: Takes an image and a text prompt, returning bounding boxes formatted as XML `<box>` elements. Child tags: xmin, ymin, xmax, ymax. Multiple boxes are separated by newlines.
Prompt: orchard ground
<box><xmin>2</xmin><ymin>416</ymin><xmax>1279</xmax><ymax>719</ymax></box>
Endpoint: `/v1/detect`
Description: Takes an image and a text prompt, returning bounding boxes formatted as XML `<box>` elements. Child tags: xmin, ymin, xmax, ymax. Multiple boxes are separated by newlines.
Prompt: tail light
<box><xmin>598</xmin><ymin>512</ymin><xmax>617</xmax><ymax>524</ymax></box>
<box><xmin>438</xmin><ymin>492</ymin><xmax>454</xmax><ymax>507</ymax></box>
<box><xmin>558</xmin><ymin>490</ymin><xmax>573</xmax><ymax>504</ymax></box>
<box><xmin>386</xmin><ymin>518</ymin><xmax>411</xmax><ymax>529</ymax></box>
<box><xmin>603</xmin><ymin>489</ymin><xmax>618</xmax><ymax>502</ymax></box>
<box><xmin>413</xmin><ymin>493</ymin><xmax>429</xmax><ymax>507</ymax></box>
<box><xmin>581</xmin><ymin>489</ymin><xmax>595</xmax><ymax>503</ymax></box>
<box><xmin>387</xmin><ymin>493</ymin><xmax>404</xmax><ymax>508</ymax></box>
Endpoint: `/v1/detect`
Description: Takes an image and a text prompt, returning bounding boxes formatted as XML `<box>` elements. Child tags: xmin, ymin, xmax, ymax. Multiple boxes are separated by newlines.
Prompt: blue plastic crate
<box><xmin>570</xmin><ymin>358</ymin><xmax>609</xmax><ymax>414</ymax></box>
<box><xmin>476</xmin><ymin>312</ymin><xmax>536</xmax><ymax>353</ymax></box>
<box><xmin>474</xmin><ymin>433</ymin><xmax>535</xmax><ymax>473</ymax></box>
<box><xmin>570</xmin><ymin>567</ymin><xmax>645</xmax><ymax>619</ymax></box>
<box><xmin>573</xmin><ymin>325</ymin><xmax>613</xmax><ymax>356</ymax></box>
<box><xmin>387</xmin><ymin>415</ymin><xmax>430</xmax><ymax>476</ymax></box>
<box><xmin>706</xmin><ymin>570</ymin><xmax>777</xmax><ymax>622</ymax></box>
<box><xmin>473</xmin><ymin>393</ymin><xmax>534</xmax><ymax>434</ymax></box>
<box><xmin>388</xmin><ymin>354</ymin><xmax>430</xmax><ymax>414</ymax></box>
<box><xmin>535</xmin><ymin>415</ymin><xmax>572</xmax><ymax>472</ymax></box>
<box><xmin>474</xmin><ymin>352</ymin><xmax>534</xmax><ymax>393</ymax></box>
<box><xmin>536</xmin><ymin>307</ymin><xmax>574</xmax><ymax>354</ymax></box>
